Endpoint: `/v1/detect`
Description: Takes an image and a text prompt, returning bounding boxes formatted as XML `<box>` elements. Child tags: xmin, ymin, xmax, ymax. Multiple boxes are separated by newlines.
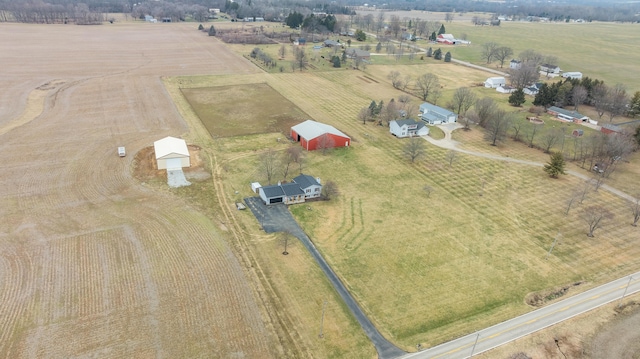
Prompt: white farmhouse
<box><xmin>153</xmin><ymin>136</ymin><xmax>190</xmax><ymax>170</ymax></box>
<box><xmin>389</xmin><ymin>119</ymin><xmax>430</xmax><ymax>138</ymax></box>
<box><xmin>484</xmin><ymin>77</ymin><xmax>506</xmax><ymax>88</ymax></box>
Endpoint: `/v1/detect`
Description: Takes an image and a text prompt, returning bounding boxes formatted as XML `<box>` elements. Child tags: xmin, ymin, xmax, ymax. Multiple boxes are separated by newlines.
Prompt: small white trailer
<box><xmin>118</xmin><ymin>146</ymin><xmax>126</xmax><ymax>157</ymax></box>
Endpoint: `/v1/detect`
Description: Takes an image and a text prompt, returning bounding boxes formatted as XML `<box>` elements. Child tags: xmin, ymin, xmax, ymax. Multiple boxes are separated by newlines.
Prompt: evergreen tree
<box><xmin>198</xmin><ymin>24</ymin><xmax>204</xmax><ymax>30</ymax></box>
<box><xmin>332</xmin><ymin>56</ymin><xmax>341</xmax><ymax>68</ymax></box>
<box><xmin>376</xmin><ymin>100</ymin><xmax>384</xmax><ymax>115</ymax></box>
<box><xmin>508</xmin><ymin>88</ymin><xmax>526</xmax><ymax>107</ymax></box>
<box><xmin>544</xmin><ymin>152</ymin><xmax>567</xmax><ymax>178</ymax></box>
<box><xmin>634</xmin><ymin>125</ymin><xmax>640</xmax><ymax>147</ymax></box>
<box><xmin>341</xmin><ymin>50</ymin><xmax>347</xmax><ymax>62</ymax></box>
<box><xmin>444</xmin><ymin>51</ymin><xmax>452</xmax><ymax>62</ymax></box>
<box><xmin>376</xmin><ymin>42</ymin><xmax>382</xmax><ymax>53</ymax></box>
<box><xmin>433</xmin><ymin>48</ymin><xmax>442</xmax><ymax>60</ymax></box>
<box><xmin>355</xmin><ymin>29</ymin><xmax>366</xmax><ymax>41</ymax></box>
<box><xmin>533</xmin><ymin>83</ymin><xmax>556</xmax><ymax>108</ymax></box>
<box><xmin>285</xmin><ymin>11</ymin><xmax>304</xmax><ymax>28</ymax></box>
<box><xmin>208</xmin><ymin>25</ymin><xmax>216</xmax><ymax>36</ymax></box>
<box><xmin>429</xmin><ymin>31</ymin><xmax>437</xmax><ymax>41</ymax></box>
<box><xmin>438</xmin><ymin>24</ymin><xmax>446</xmax><ymax>35</ymax></box>
<box><xmin>368</xmin><ymin>101</ymin><xmax>378</xmax><ymax>116</ymax></box>
<box><xmin>426</xmin><ymin>47</ymin><xmax>433</xmax><ymax>57</ymax></box>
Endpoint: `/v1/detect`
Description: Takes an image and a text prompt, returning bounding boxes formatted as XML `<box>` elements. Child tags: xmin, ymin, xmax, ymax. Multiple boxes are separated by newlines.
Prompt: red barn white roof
<box><xmin>291</xmin><ymin>120</ymin><xmax>350</xmax><ymax>141</ymax></box>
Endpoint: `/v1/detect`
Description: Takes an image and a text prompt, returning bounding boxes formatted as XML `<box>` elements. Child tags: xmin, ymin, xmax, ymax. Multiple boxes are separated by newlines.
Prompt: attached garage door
<box><xmin>166</xmin><ymin>158</ymin><xmax>182</xmax><ymax>170</ymax></box>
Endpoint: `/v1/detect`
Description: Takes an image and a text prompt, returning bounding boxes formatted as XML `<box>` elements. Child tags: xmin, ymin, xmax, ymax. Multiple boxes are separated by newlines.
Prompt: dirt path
<box><xmin>0</xmin><ymin>22</ymin><xmax>277</xmax><ymax>358</ymax></box>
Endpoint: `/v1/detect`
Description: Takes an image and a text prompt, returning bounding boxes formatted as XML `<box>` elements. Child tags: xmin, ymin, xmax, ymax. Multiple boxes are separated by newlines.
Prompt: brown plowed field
<box><xmin>0</xmin><ymin>22</ymin><xmax>279</xmax><ymax>358</ymax></box>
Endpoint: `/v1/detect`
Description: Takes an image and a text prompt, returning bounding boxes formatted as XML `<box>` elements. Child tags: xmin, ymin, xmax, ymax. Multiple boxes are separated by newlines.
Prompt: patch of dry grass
<box><xmin>169</xmin><ymin>68</ymin><xmax>640</xmax><ymax>353</ymax></box>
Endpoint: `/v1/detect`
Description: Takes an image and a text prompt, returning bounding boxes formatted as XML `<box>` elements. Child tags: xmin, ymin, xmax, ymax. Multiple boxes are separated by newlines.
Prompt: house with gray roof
<box><xmin>256</xmin><ymin>174</ymin><xmax>323</xmax><ymax>205</ymax></box>
<box><xmin>419</xmin><ymin>103</ymin><xmax>458</xmax><ymax>125</ymax></box>
<box><xmin>259</xmin><ymin>182</ymin><xmax>306</xmax><ymax>205</ymax></box>
<box><xmin>389</xmin><ymin>119</ymin><xmax>430</xmax><ymax>138</ymax></box>
<box><xmin>293</xmin><ymin>174</ymin><xmax>322</xmax><ymax>199</ymax></box>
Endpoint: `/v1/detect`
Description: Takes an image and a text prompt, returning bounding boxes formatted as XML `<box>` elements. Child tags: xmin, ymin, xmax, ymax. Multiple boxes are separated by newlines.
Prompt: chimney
<box><xmin>316</xmin><ymin>177</ymin><xmax>321</xmax><ymax>184</ymax></box>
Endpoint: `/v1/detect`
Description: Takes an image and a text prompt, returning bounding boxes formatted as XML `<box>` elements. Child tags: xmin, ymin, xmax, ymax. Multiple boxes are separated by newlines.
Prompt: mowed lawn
<box><xmin>171</xmin><ymin>63</ymin><xmax>640</xmax><ymax>353</ymax></box>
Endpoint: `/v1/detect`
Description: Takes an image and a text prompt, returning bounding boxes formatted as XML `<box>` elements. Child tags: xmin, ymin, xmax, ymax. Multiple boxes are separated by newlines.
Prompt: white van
<box><xmin>118</xmin><ymin>146</ymin><xmax>126</xmax><ymax>157</ymax></box>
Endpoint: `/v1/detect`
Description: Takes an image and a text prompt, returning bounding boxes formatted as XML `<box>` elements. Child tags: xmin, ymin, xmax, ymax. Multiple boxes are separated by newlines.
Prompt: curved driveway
<box><xmin>244</xmin><ymin>197</ymin><xmax>406</xmax><ymax>359</ymax></box>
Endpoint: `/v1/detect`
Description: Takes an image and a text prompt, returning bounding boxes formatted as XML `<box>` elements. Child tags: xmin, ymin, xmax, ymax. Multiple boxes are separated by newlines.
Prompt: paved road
<box><xmin>244</xmin><ymin>197</ymin><xmax>406</xmax><ymax>359</ymax></box>
<box><xmin>401</xmin><ymin>272</ymin><xmax>640</xmax><ymax>359</ymax></box>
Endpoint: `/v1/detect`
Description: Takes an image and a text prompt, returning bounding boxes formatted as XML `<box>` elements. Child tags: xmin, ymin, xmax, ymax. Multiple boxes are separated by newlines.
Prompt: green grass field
<box><xmin>424</xmin><ymin>21</ymin><xmax>640</xmax><ymax>93</ymax></box>
<box><xmin>167</xmin><ymin>68</ymin><xmax>640</xmax><ymax>354</ymax></box>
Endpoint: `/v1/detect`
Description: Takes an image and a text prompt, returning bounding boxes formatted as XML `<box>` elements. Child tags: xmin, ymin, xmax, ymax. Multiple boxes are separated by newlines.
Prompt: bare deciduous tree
<box><xmin>592</xmin><ymin>84</ymin><xmax>609</xmax><ymax>119</ymax></box>
<box><xmin>294</xmin><ymin>46</ymin><xmax>308</xmax><ymax>71</ymax></box>
<box><xmin>321</xmin><ymin>180</ymin><xmax>339</xmax><ymax>200</ymax></box>
<box><xmin>526</xmin><ymin>122</ymin><xmax>540</xmax><ymax>148</ymax></box>
<box><xmin>571</xmin><ymin>85</ymin><xmax>588</xmax><ymax>111</ymax></box>
<box><xmin>565</xmin><ymin>191</ymin><xmax>580</xmax><ymax>215</ymax></box>
<box><xmin>451</xmin><ymin>87</ymin><xmax>477</xmax><ymax>116</ymax></box>
<box><xmin>414</xmin><ymin>73</ymin><xmax>440</xmax><ymax>101</ymax></box>
<box><xmin>481</xmin><ymin>42</ymin><xmax>499</xmax><ymax>63</ymax></box>
<box><xmin>474</xmin><ymin>97</ymin><xmax>498</xmax><ymax>127</ymax></box>
<box><xmin>388</xmin><ymin>70</ymin><xmax>403</xmax><ymax>89</ymax></box>
<box><xmin>484</xmin><ymin>109</ymin><xmax>513</xmax><ymax>146</ymax></box>
<box><xmin>358</xmin><ymin>107</ymin><xmax>371</xmax><ymax>125</ymax></box>
<box><xmin>278</xmin><ymin>44</ymin><xmax>286</xmax><ymax>59</ymax></box>
<box><xmin>581</xmin><ymin>205</ymin><xmax>613</xmax><ymax>237</ymax></box>
<box><xmin>259</xmin><ymin>148</ymin><xmax>279</xmax><ymax>185</ymax></box>
<box><xmin>541</xmin><ymin>128</ymin><xmax>562</xmax><ymax>153</ymax></box>
<box><xmin>494</xmin><ymin>46</ymin><xmax>513</xmax><ymax>68</ymax></box>
<box><xmin>509</xmin><ymin>63</ymin><xmax>539</xmax><ymax>89</ymax></box>
<box><xmin>512</xmin><ymin>121</ymin><xmax>524</xmax><ymax>142</ymax></box>
<box><xmin>423</xmin><ymin>185</ymin><xmax>434</xmax><ymax>198</ymax></box>
<box><xmin>606</xmin><ymin>84</ymin><xmax>630</xmax><ymax>122</ymax></box>
<box><xmin>316</xmin><ymin>133</ymin><xmax>335</xmax><ymax>154</ymax></box>
<box><xmin>446</xmin><ymin>150</ymin><xmax>457</xmax><ymax>166</ymax></box>
<box><xmin>630</xmin><ymin>195</ymin><xmax>640</xmax><ymax>226</ymax></box>
<box><xmin>403</xmin><ymin>136</ymin><xmax>425</xmax><ymax>163</ymax></box>
<box><xmin>518</xmin><ymin>49</ymin><xmax>544</xmax><ymax>66</ymax></box>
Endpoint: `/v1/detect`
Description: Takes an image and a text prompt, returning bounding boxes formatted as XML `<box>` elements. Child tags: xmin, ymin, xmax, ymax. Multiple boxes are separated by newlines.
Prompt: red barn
<box><xmin>290</xmin><ymin>120</ymin><xmax>350</xmax><ymax>151</ymax></box>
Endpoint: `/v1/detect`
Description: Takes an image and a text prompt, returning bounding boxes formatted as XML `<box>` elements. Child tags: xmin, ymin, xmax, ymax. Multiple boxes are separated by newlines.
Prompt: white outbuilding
<box><xmin>153</xmin><ymin>136</ymin><xmax>190</xmax><ymax>170</ymax></box>
<box><xmin>484</xmin><ymin>77</ymin><xmax>506</xmax><ymax>88</ymax></box>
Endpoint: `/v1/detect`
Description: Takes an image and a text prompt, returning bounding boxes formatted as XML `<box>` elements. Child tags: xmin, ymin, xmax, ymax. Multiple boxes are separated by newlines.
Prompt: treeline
<box><xmin>0</xmin><ymin>2</ymin><xmax>106</xmax><ymax>24</ymax></box>
<box><xmin>355</xmin><ymin>0</ymin><xmax>640</xmax><ymax>23</ymax></box>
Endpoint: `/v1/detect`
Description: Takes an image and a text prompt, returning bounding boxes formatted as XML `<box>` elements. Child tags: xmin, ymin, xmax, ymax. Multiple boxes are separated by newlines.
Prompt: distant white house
<box><xmin>484</xmin><ymin>77</ymin><xmax>506</xmax><ymax>88</ymax></box>
<box><xmin>389</xmin><ymin>119</ymin><xmax>430</xmax><ymax>138</ymax></box>
<box><xmin>509</xmin><ymin>59</ymin><xmax>522</xmax><ymax>69</ymax></box>
<box><xmin>524</xmin><ymin>83</ymin><xmax>543</xmax><ymax>96</ymax></box>
<box><xmin>419</xmin><ymin>103</ymin><xmax>458</xmax><ymax>125</ymax></box>
<box><xmin>154</xmin><ymin>136</ymin><xmax>190</xmax><ymax>170</ymax></box>
<box><xmin>497</xmin><ymin>85</ymin><xmax>517</xmax><ymax>94</ymax></box>
<box><xmin>562</xmin><ymin>72</ymin><xmax>583</xmax><ymax>80</ymax></box>
<box><xmin>540</xmin><ymin>64</ymin><xmax>561</xmax><ymax>76</ymax></box>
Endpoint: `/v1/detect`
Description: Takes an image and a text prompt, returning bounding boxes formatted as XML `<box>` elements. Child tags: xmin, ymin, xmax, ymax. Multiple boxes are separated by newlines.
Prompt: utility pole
<box><xmin>546</xmin><ymin>232</ymin><xmax>561</xmax><ymax>260</ymax></box>
<box><xmin>319</xmin><ymin>300</ymin><xmax>327</xmax><ymax>338</ymax></box>
<box><xmin>618</xmin><ymin>276</ymin><xmax>634</xmax><ymax>308</ymax></box>
<box><xmin>282</xmin><ymin>234</ymin><xmax>289</xmax><ymax>255</ymax></box>
<box><xmin>469</xmin><ymin>333</ymin><xmax>480</xmax><ymax>357</ymax></box>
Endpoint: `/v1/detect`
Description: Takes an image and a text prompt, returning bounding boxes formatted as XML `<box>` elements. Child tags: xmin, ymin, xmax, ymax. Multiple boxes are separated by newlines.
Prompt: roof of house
<box><xmin>153</xmin><ymin>136</ymin><xmax>189</xmax><ymax>159</ymax></box>
<box><xmin>510</xmin><ymin>59</ymin><xmax>521</xmax><ymax>63</ymax></box>
<box><xmin>419</xmin><ymin>103</ymin><xmax>457</xmax><ymax>117</ymax></box>
<box><xmin>541</xmin><ymin>63</ymin><xmax>559</xmax><ymax>69</ymax></box>
<box><xmin>261</xmin><ymin>183</ymin><xmax>305</xmax><ymax>198</ymax></box>
<box><xmin>293</xmin><ymin>174</ymin><xmax>320</xmax><ymax>189</ymax></box>
<box><xmin>324</xmin><ymin>39</ymin><xmax>341</xmax><ymax>46</ymax></box>
<box><xmin>437</xmin><ymin>34</ymin><xmax>455</xmax><ymax>40</ymax></box>
<box><xmin>393</xmin><ymin>119</ymin><xmax>426</xmax><ymax>130</ymax></box>
<box><xmin>291</xmin><ymin>120</ymin><xmax>350</xmax><ymax>140</ymax></box>
<box><xmin>547</xmin><ymin>106</ymin><xmax>588</xmax><ymax>119</ymax></box>
<box><xmin>346</xmin><ymin>48</ymin><xmax>370</xmax><ymax>57</ymax></box>
<box><xmin>485</xmin><ymin>76</ymin><xmax>506</xmax><ymax>82</ymax></box>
